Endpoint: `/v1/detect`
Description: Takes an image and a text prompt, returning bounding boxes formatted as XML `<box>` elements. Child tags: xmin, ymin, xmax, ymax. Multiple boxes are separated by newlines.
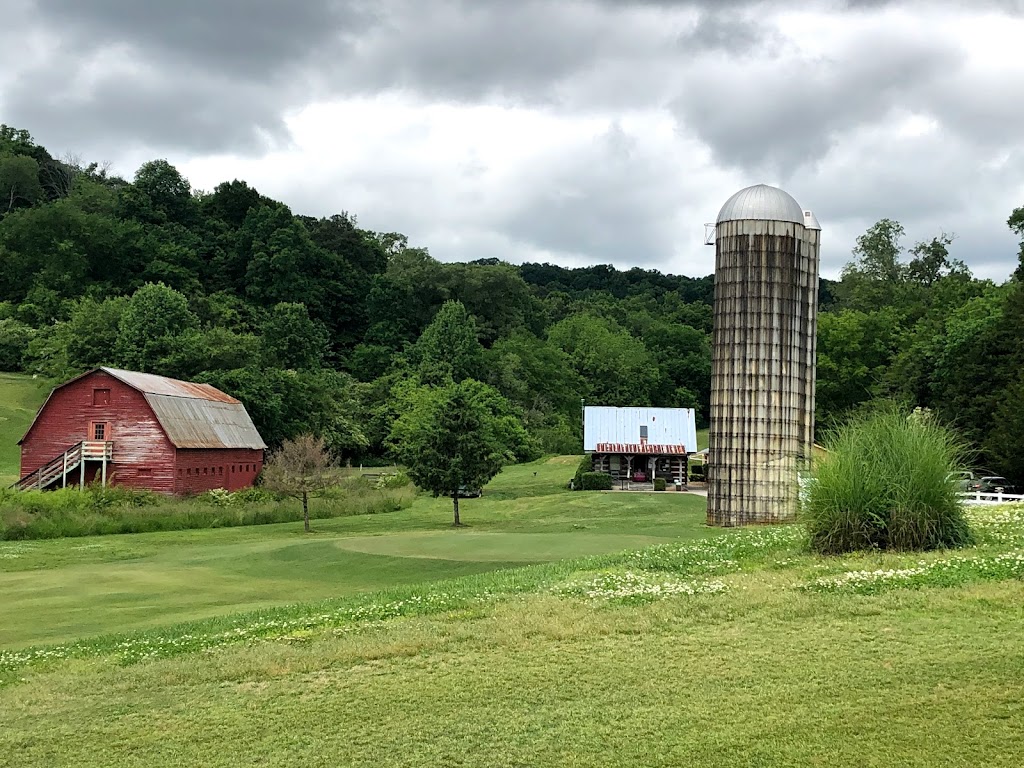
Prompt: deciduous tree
<box><xmin>261</xmin><ymin>434</ymin><xmax>338</xmax><ymax>533</ymax></box>
<box><xmin>259</xmin><ymin>302</ymin><xmax>328</xmax><ymax>370</ymax></box>
<box><xmin>0</xmin><ymin>154</ymin><xmax>43</xmax><ymax>212</ymax></box>
<box><xmin>115</xmin><ymin>282</ymin><xmax>199</xmax><ymax>373</ymax></box>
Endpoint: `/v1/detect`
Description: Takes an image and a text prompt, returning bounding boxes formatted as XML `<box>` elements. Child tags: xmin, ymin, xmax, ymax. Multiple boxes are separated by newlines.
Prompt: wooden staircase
<box><xmin>13</xmin><ymin>441</ymin><xmax>114</xmax><ymax>491</ymax></box>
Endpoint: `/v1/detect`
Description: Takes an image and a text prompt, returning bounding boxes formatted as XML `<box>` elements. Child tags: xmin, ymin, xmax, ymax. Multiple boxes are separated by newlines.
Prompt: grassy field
<box><xmin>0</xmin><ymin>457</ymin><xmax>711</xmax><ymax>649</ymax></box>
<box><xmin>1</xmin><ymin>501</ymin><xmax>1023</xmax><ymax>766</ymax></box>
<box><xmin>0</xmin><ymin>373</ymin><xmax>49</xmax><ymax>487</ymax></box>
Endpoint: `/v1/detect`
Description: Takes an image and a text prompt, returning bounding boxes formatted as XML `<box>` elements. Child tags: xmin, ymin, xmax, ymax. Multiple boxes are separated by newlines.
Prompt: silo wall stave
<box><xmin>707</xmin><ymin>218</ymin><xmax>818</xmax><ymax>526</ymax></box>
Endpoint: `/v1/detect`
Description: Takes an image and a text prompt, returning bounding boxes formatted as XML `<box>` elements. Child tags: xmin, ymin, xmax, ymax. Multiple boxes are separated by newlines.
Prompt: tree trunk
<box><xmin>303</xmin><ymin>491</ymin><xmax>310</xmax><ymax>533</ymax></box>
<box><xmin>452</xmin><ymin>492</ymin><xmax>461</xmax><ymax>527</ymax></box>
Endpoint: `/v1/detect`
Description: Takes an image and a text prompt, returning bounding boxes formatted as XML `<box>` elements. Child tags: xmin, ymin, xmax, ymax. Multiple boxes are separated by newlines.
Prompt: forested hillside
<box><xmin>2</xmin><ymin>124</ymin><xmax>1023</xmax><ymax>482</ymax></box>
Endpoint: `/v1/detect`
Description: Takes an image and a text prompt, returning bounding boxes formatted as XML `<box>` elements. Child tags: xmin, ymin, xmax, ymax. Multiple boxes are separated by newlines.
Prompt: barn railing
<box><xmin>12</xmin><ymin>441</ymin><xmax>114</xmax><ymax>491</ymax></box>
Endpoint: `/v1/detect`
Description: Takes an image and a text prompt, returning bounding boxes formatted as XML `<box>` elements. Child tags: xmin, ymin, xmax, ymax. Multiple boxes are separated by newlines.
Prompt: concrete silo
<box><xmin>706</xmin><ymin>184</ymin><xmax>821</xmax><ymax>527</ymax></box>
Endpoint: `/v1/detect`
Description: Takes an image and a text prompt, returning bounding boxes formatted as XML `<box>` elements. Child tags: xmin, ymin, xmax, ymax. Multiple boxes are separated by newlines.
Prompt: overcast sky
<box><xmin>2</xmin><ymin>0</ymin><xmax>1023</xmax><ymax>280</ymax></box>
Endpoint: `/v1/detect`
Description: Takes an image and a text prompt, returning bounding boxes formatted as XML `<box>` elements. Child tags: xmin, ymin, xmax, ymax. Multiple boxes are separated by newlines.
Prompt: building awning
<box><xmin>595</xmin><ymin>443</ymin><xmax>688</xmax><ymax>454</ymax></box>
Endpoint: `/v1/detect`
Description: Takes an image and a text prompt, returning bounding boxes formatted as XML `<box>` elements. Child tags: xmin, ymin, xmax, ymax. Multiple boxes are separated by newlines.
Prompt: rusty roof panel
<box><xmin>101</xmin><ymin>368</ymin><xmax>239</xmax><ymax>403</ymax></box>
<box><xmin>145</xmin><ymin>394</ymin><xmax>267</xmax><ymax>450</ymax></box>
<box><xmin>595</xmin><ymin>443</ymin><xmax>689</xmax><ymax>455</ymax></box>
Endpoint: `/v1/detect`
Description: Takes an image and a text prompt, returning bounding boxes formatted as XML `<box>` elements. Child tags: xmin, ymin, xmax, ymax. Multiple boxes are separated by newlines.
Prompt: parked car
<box><xmin>976</xmin><ymin>476</ymin><xmax>1016</xmax><ymax>494</ymax></box>
<box><xmin>456</xmin><ymin>485</ymin><xmax>482</xmax><ymax>498</ymax></box>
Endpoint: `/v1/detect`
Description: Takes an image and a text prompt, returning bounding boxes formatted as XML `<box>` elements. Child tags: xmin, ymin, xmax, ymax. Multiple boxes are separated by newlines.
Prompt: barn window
<box><xmin>178</xmin><ymin>469</ymin><xmax>183</xmax><ymax>476</ymax></box>
<box><xmin>204</xmin><ymin>467</ymin><xmax>208</xmax><ymax>475</ymax></box>
<box><xmin>231</xmin><ymin>465</ymin><xmax>235</xmax><ymax>473</ymax></box>
<box><xmin>92</xmin><ymin>422</ymin><xmax>107</xmax><ymax>440</ymax></box>
<box><xmin>640</xmin><ymin>425</ymin><xmax>649</xmax><ymax>440</ymax></box>
<box><xmin>92</xmin><ymin>388</ymin><xmax>110</xmax><ymax>406</ymax></box>
<box><xmin>219</xmin><ymin>466</ymin><xmax>223</xmax><ymax>475</ymax></box>
<box><xmin>138</xmin><ymin>468</ymin><xmax>152</xmax><ymax>476</ymax></box>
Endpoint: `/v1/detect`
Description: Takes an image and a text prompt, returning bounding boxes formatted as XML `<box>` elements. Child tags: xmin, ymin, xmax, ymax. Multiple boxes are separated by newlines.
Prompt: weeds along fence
<box><xmin>961</xmin><ymin>491</ymin><xmax>1024</xmax><ymax>505</ymax></box>
<box><xmin>0</xmin><ymin>479</ymin><xmax>416</xmax><ymax>540</ymax></box>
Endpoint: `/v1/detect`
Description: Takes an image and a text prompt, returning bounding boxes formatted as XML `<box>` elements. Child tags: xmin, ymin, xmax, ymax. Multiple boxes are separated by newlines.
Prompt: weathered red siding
<box><xmin>174</xmin><ymin>448</ymin><xmax>263</xmax><ymax>495</ymax></box>
<box><xmin>20</xmin><ymin>371</ymin><xmax>264</xmax><ymax>495</ymax></box>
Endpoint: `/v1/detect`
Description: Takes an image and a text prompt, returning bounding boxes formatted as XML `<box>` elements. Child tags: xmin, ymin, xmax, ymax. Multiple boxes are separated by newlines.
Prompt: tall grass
<box><xmin>0</xmin><ymin>480</ymin><xmax>415</xmax><ymax>540</ymax></box>
<box><xmin>804</xmin><ymin>408</ymin><xmax>973</xmax><ymax>554</ymax></box>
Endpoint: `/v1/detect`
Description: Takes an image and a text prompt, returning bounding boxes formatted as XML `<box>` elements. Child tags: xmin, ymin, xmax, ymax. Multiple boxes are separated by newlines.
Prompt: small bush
<box><xmin>199</xmin><ymin>489</ymin><xmax>235</xmax><ymax>507</ymax></box>
<box><xmin>654</xmin><ymin>478</ymin><xmax>667</xmax><ymax>491</ymax></box>
<box><xmin>86</xmin><ymin>485</ymin><xmax>159</xmax><ymax>508</ymax></box>
<box><xmin>580</xmin><ymin>472</ymin><xmax>613</xmax><ymax>491</ymax></box>
<box><xmin>804</xmin><ymin>407</ymin><xmax>973</xmax><ymax>554</ymax></box>
<box><xmin>375</xmin><ymin>470</ymin><xmax>411</xmax><ymax>490</ymax></box>
<box><xmin>572</xmin><ymin>454</ymin><xmax>593</xmax><ymax>490</ymax></box>
<box><xmin>230</xmin><ymin>486</ymin><xmax>276</xmax><ymax>504</ymax></box>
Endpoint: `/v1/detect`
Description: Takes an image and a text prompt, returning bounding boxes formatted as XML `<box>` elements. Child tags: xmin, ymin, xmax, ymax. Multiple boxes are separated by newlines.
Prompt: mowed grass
<box><xmin>0</xmin><ymin>373</ymin><xmax>48</xmax><ymax>487</ymax></box>
<box><xmin>0</xmin><ymin>456</ymin><xmax>712</xmax><ymax>649</ymax></box>
<box><xmin>3</xmin><ymin>522</ymin><xmax>1023</xmax><ymax>767</ymax></box>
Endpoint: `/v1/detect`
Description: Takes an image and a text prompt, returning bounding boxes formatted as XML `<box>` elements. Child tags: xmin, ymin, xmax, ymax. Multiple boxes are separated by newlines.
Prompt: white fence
<box><xmin>960</xmin><ymin>491</ymin><xmax>1024</xmax><ymax>505</ymax></box>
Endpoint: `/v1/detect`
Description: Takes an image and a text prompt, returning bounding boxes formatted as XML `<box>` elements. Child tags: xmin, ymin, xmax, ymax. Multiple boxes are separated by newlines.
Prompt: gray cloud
<box><xmin>4</xmin><ymin>0</ymin><xmax>1008</xmax><ymax>154</ymax></box>
<box><xmin>671</xmin><ymin>33</ymin><xmax>963</xmax><ymax>174</ymax></box>
<box><xmin>5</xmin><ymin>65</ymin><xmax>290</xmax><ymax>156</ymax></box>
<box><xmin>500</xmin><ymin>124</ymin><xmax>681</xmax><ymax>264</ymax></box>
<box><xmin>2</xmin><ymin>0</ymin><xmax>372</xmax><ymax>157</ymax></box>
<box><xmin>676</xmin><ymin>11</ymin><xmax>787</xmax><ymax>56</ymax></box>
<box><xmin>31</xmin><ymin>0</ymin><xmax>366</xmax><ymax>77</ymax></box>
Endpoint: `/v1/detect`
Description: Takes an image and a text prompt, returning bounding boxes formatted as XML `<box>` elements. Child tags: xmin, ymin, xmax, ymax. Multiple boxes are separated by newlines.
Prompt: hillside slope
<box><xmin>0</xmin><ymin>373</ymin><xmax>49</xmax><ymax>485</ymax></box>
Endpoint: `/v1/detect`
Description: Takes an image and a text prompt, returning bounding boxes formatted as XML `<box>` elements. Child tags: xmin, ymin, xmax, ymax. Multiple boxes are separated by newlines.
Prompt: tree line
<box><xmin>2</xmin><ymin>124</ymin><xmax>1023</xmax><ymax>484</ymax></box>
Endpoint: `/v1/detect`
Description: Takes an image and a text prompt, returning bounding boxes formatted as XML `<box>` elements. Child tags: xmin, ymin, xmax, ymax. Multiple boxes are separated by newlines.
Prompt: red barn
<box><xmin>16</xmin><ymin>368</ymin><xmax>266</xmax><ymax>494</ymax></box>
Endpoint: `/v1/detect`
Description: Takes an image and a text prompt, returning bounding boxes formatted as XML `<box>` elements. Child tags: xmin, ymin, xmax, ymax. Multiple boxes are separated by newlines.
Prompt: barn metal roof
<box><xmin>101</xmin><ymin>368</ymin><xmax>239</xmax><ymax>403</ymax></box>
<box><xmin>102</xmin><ymin>368</ymin><xmax>266</xmax><ymax>450</ymax></box>
<box><xmin>143</xmin><ymin>394</ymin><xmax>266</xmax><ymax>450</ymax></box>
<box><xmin>716</xmin><ymin>184</ymin><xmax>806</xmax><ymax>225</ymax></box>
<box><xmin>583</xmin><ymin>407</ymin><xmax>697</xmax><ymax>454</ymax></box>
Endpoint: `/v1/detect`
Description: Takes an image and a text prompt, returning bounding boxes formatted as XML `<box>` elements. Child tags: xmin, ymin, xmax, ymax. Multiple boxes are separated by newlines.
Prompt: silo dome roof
<box><xmin>716</xmin><ymin>184</ymin><xmax>805</xmax><ymax>225</ymax></box>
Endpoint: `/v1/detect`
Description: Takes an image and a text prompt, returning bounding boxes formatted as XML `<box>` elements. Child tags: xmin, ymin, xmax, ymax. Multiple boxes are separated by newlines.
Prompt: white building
<box><xmin>583</xmin><ymin>406</ymin><xmax>698</xmax><ymax>484</ymax></box>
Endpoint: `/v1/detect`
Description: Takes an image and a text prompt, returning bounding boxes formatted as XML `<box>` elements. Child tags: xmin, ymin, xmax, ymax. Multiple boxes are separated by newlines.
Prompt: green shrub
<box><xmin>232</xmin><ymin>486</ymin><xmax>275</xmax><ymax>504</ymax></box>
<box><xmin>654</xmin><ymin>478</ymin><xmax>667</xmax><ymax>491</ymax></box>
<box><xmin>86</xmin><ymin>485</ymin><xmax>159</xmax><ymax>508</ymax></box>
<box><xmin>804</xmin><ymin>407</ymin><xmax>973</xmax><ymax>554</ymax></box>
<box><xmin>573</xmin><ymin>454</ymin><xmax>593</xmax><ymax>490</ymax></box>
<box><xmin>580</xmin><ymin>472</ymin><xmax>613</xmax><ymax>491</ymax></box>
<box><xmin>375</xmin><ymin>470</ymin><xmax>411</xmax><ymax>490</ymax></box>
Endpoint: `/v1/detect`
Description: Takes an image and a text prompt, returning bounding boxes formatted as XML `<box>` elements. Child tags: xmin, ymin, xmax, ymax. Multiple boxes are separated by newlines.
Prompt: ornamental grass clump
<box><xmin>804</xmin><ymin>407</ymin><xmax>973</xmax><ymax>554</ymax></box>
